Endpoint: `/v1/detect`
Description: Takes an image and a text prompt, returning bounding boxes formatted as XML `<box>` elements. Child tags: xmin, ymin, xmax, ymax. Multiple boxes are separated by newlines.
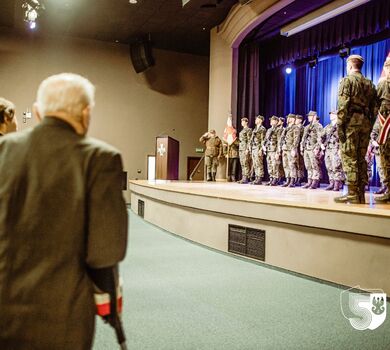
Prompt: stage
<box><xmin>129</xmin><ymin>180</ymin><xmax>390</xmax><ymax>294</ymax></box>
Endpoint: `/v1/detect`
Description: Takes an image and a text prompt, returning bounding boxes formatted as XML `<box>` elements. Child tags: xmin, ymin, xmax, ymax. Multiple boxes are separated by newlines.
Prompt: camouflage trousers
<box><xmin>324</xmin><ymin>147</ymin><xmax>344</xmax><ymax>181</ymax></box>
<box><xmin>297</xmin><ymin>153</ymin><xmax>305</xmax><ymax>179</ymax></box>
<box><xmin>251</xmin><ymin>147</ymin><xmax>264</xmax><ymax>177</ymax></box>
<box><xmin>282</xmin><ymin>150</ymin><xmax>298</xmax><ymax>178</ymax></box>
<box><xmin>205</xmin><ymin>156</ymin><xmax>218</xmax><ymax>174</ymax></box>
<box><xmin>239</xmin><ymin>149</ymin><xmax>251</xmax><ymax>177</ymax></box>
<box><xmin>380</xmin><ymin>139</ymin><xmax>390</xmax><ymax>187</ymax></box>
<box><xmin>303</xmin><ymin>149</ymin><xmax>321</xmax><ymax>180</ymax></box>
<box><xmin>266</xmin><ymin>151</ymin><xmax>277</xmax><ymax>178</ymax></box>
<box><xmin>275</xmin><ymin>153</ymin><xmax>285</xmax><ymax>179</ymax></box>
<box><xmin>340</xmin><ymin>116</ymin><xmax>371</xmax><ymax>187</ymax></box>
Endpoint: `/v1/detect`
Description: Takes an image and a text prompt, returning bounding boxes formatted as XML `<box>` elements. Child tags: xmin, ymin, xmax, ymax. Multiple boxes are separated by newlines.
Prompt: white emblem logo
<box><xmin>340</xmin><ymin>286</ymin><xmax>386</xmax><ymax>330</ymax></box>
<box><xmin>157</xmin><ymin>143</ymin><xmax>166</xmax><ymax>156</ymax></box>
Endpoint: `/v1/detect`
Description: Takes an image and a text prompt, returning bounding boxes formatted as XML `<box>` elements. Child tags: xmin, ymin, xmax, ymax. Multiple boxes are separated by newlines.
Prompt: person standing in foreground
<box><xmin>334</xmin><ymin>55</ymin><xmax>377</xmax><ymax>204</ymax></box>
<box><xmin>0</xmin><ymin>73</ymin><xmax>128</xmax><ymax>350</ymax></box>
<box><xmin>375</xmin><ymin>58</ymin><xmax>390</xmax><ymax>203</ymax></box>
<box><xmin>0</xmin><ymin>97</ymin><xmax>18</xmax><ymax>136</ymax></box>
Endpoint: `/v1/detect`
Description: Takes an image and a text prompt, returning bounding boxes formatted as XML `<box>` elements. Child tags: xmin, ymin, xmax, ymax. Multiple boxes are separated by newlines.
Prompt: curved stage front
<box><xmin>130</xmin><ymin>180</ymin><xmax>390</xmax><ymax>294</ymax></box>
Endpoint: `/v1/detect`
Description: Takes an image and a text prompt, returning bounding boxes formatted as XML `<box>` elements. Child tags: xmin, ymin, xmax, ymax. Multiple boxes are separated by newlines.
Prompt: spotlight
<box><xmin>308</xmin><ymin>58</ymin><xmax>318</xmax><ymax>69</ymax></box>
<box><xmin>285</xmin><ymin>66</ymin><xmax>293</xmax><ymax>74</ymax></box>
<box><xmin>29</xmin><ymin>21</ymin><xmax>36</xmax><ymax>29</ymax></box>
<box><xmin>339</xmin><ymin>47</ymin><xmax>350</xmax><ymax>59</ymax></box>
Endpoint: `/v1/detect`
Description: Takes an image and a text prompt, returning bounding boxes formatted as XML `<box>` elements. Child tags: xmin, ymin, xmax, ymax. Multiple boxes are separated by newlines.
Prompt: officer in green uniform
<box><xmin>263</xmin><ymin>115</ymin><xmax>279</xmax><ymax>186</ymax></box>
<box><xmin>199</xmin><ymin>129</ymin><xmax>222</xmax><ymax>181</ymax></box>
<box><xmin>238</xmin><ymin>117</ymin><xmax>252</xmax><ymax>184</ymax></box>
<box><xmin>294</xmin><ymin>115</ymin><xmax>305</xmax><ymax>186</ymax></box>
<box><xmin>334</xmin><ymin>55</ymin><xmax>377</xmax><ymax>204</ymax></box>
<box><xmin>321</xmin><ymin>111</ymin><xmax>345</xmax><ymax>191</ymax></box>
<box><xmin>275</xmin><ymin>117</ymin><xmax>285</xmax><ymax>185</ymax></box>
<box><xmin>375</xmin><ymin>58</ymin><xmax>390</xmax><ymax>203</ymax></box>
<box><xmin>249</xmin><ymin>115</ymin><xmax>266</xmax><ymax>185</ymax></box>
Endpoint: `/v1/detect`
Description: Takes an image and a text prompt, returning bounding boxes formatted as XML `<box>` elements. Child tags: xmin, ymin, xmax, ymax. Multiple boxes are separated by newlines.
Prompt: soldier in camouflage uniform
<box><xmin>370</xmin><ymin>117</ymin><xmax>386</xmax><ymax>194</ymax></box>
<box><xmin>238</xmin><ymin>117</ymin><xmax>252</xmax><ymax>184</ymax></box>
<box><xmin>263</xmin><ymin>116</ymin><xmax>279</xmax><ymax>186</ymax></box>
<box><xmin>223</xmin><ymin>138</ymin><xmax>240</xmax><ymax>182</ymax></box>
<box><xmin>199</xmin><ymin>129</ymin><xmax>222</xmax><ymax>181</ymax></box>
<box><xmin>320</xmin><ymin>111</ymin><xmax>344</xmax><ymax>191</ymax></box>
<box><xmin>335</xmin><ymin>55</ymin><xmax>377</xmax><ymax>204</ymax></box>
<box><xmin>300</xmin><ymin>111</ymin><xmax>323</xmax><ymax>189</ymax></box>
<box><xmin>279</xmin><ymin>114</ymin><xmax>300</xmax><ymax>187</ymax></box>
<box><xmin>275</xmin><ymin>117</ymin><xmax>285</xmax><ymax>185</ymax></box>
<box><xmin>375</xmin><ymin>58</ymin><xmax>390</xmax><ymax>203</ymax></box>
<box><xmin>249</xmin><ymin>115</ymin><xmax>266</xmax><ymax>185</ymax></box>
<box><xmin>294</xmin><ymin>115</ymin><xmax>305</xmax><ymax>186</ymax></box>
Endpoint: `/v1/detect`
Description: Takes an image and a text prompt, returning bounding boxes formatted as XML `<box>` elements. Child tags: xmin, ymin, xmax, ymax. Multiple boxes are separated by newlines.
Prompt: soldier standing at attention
<box><xmin>321</xmin><ymin>111</ymin><xmax>344</xmax><ymax>191</ymax></box>
<box><xmin>250</xmin><ymin>115</ymin><xmax>266</xmax><ymax>185</ymax></box>
<box><xmin>199</xmin><ymin>129</ymin><xmax>222</xmax><ymax>182</ymax></box>
<box><xmin>370</xmin><ymin>117</ymin><xmax>386</xmax><ymax>194</ymax></box>
<box><xmin>294</xmin><ymin>115</ymin><xmax>305</xmax><ymax>186</ymax></box>
<box><xmin>335</xmin><ymin>55</ymin><xmax>377</xmax><ymax>204</ymax></box>
<box><xmin>263</xmin><ymin>116</ymin><xmax>279</xmax><ymax>186</ymax></box>
<box><xmin>223</xmin><ymin>137</ymin><xmax>240</xmax><ymax>182</ymax></box>
<box><xmin>375</xmin><ymin>58</ymin><xmax>390</xmax><ymax>203</ymax></box>
<box><xmin>301</xmin><ymin>111</ymin><xmax>323</xmax><ymax>189</ymax></box>
<box><xmin>275</xmin><ymin>117</ymin><xmax>285</xmax><ymax>185</ymax></box>
<box><xmin>238</xmin><ymin>117</ymin><xmax>252</xmax><ymax>184</ymax></box>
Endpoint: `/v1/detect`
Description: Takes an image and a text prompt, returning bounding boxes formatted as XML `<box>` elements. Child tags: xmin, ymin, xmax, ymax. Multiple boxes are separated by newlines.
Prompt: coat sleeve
<box><xmin>86</xmin><ymin>152</ymin><xmax>128</xmax><ymax>268</ymax></box>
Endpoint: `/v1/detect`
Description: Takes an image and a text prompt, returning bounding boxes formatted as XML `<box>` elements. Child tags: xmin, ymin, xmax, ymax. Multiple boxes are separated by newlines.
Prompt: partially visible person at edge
<box><xmin>0</xmin><ymin>97</ymin><xmax>18</xmax><ymax>136</ymax></box>
<box><xmin>0</xmin><ymin>73</ymin><xmax>128</xmax><ymax>350</ymax></box>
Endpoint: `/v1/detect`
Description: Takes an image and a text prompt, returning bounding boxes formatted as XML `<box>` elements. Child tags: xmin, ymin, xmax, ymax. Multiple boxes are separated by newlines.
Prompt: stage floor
<box><xmin>130</xmin><ymin>180</ymin><xmax>390</xmax><ymax>216</ymax></box>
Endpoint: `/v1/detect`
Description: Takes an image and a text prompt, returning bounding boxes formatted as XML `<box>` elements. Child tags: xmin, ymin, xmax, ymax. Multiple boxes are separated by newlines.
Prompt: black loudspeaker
<box><xmin>129</xmin><ymin>40</ymin><xmax>155</xmax><ymax>73</ymax></box>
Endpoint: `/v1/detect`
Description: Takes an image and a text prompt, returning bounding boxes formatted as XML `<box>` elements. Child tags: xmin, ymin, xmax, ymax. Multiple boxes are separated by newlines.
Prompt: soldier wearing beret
<box><xmin>335</xmin><ymin>54</ymin><xmax>377</xmax><ymax>204</ymax></box>
<box><xmin>238</xmin><ymin>117</ymin><xmax>252</xmax><ymax>184</ymax></box>
<box><xmin>199</xmin><ymin>129</ymin><xmax>222</xmax><ymax>181</ymax></box>
<box><xmin>300</xmin><ymin>110</ymin><xmax>323</xmax><ymax>189</ymax></box>
<box><xmin>375</xmin><ymin>57</ymin><xmax>390</xmax><ymax>203</ymax></box>
<box><xmin>320</xmin><ymin>111</ymin><xmax>344</xmax><ymax>191</ymax></box>
<box><xmin>249</xmin><ymin>115</ymin><xmax>266</xmax><ymax>185</ymax></box>
<box><xmin>263</xmin><ymin>115</ymin><xmax>279</xmax><ymax>185</ymax></box>
<box><xmin>0</xmin><ymin>97</ymin><xmax>18</xmax><ymax>136</ymax></box>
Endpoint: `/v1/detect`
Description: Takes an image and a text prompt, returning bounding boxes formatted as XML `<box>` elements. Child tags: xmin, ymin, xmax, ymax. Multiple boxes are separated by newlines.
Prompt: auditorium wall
<box><xmin>0</xmin><ymin>29</ymin><xmax>209</xmax><ymax>197</ymax></box>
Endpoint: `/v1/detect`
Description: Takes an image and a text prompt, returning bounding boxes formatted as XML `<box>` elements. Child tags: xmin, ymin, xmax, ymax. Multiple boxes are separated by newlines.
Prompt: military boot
<box><xmin>253</xmin><ymin>177</ymin><xmax>262</xmax><ymax>185</ymax></box>
<box><xmin>270</xmin><ymin>178</ymin><xmax>279</xmax><ymax>186</ymax></box>
<box><xmin>333</xmin><ymin>180</ymin><xmax>343</xmax><ymax>191</ymax></box>
<box><xmin>265</xmin><ymin>178</ymin><xmax>272</xmax><ymax>186</ymax></box>
<box><xmin>239</xmin><ymin>176</ymin><xmax>249</xmax><ymax>184</ymax></box>
<box><xmin>250</xmin><ymin>176</ymin><xmax>258</xmax><ymax>185</ymax></box>
<box><xmin>231</xmin><ymin>175</ymin><xmax>236</xmax><ymax>182</ymax></box>
<box><xmin>212</xmin><ymin>172</ymin><xmax>217</xmax><ymax>182</ymax></box>
<box><xmin>288</xmin><ymin>178</ymin><xmax>296</xmax><ymax>187</ymax></box>
<box><xmin>325</xmin><ymin>180</ymin><xmax>334</xmax><ymax>191</ymax></box>
<box><xmin>207</xmin><ymin>173</ymin><xmax>212</xmax><ymax>181</ymax></box>
<box><xmin>281</xmin><ymin>178</ymin><xmax>290</xmax><ymax>187</ymax></box>
<box><xmin>295</xmin><ymin>178</ymin><xmax>303</xmax><ymax>187</ymax></box>
<box><xmin>375</xmin><ymin>191</ymin><xmax>390</xmax><ymax>204</ymax></box>
<box><xmin>359</xmin><ymin>185</ymin><xmax>366</xmax><ymax>204</ymax></box>
<box><xmin>310</xmin><ymin>180</ymin><xmax>320</xmax><ymax>189</ymax></box>
<box><xmin>374</xmin><ymin>186</ymin><xmax>387</xmax><ymax>195</ymax></box>
<box><xmin>302</xmin><ymin>179</ymin><xmax>312</xmax><ymax>189</ymax></box>
<box><xmin>334</xmin><ymin>185</ymin><xmax>360</xmax><ymax>204</ymax></box>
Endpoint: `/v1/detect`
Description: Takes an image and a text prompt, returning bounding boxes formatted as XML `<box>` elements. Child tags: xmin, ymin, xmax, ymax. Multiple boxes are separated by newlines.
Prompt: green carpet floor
<box><xmin>93</xmin><ymin>210</ymin><xmax>390</xmax><ymax>350</ymax></box>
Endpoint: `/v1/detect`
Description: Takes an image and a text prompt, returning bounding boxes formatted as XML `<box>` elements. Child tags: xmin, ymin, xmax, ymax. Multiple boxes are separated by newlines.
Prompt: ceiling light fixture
<box><xmin>22</xmin><ymin>0</ymin><xmax>45</xmax><ymax>30</ymax></box>
<box><xmin>129</xmin><ymin>0</ymin><xmax>138</xmax><ymax>4</ymax></box>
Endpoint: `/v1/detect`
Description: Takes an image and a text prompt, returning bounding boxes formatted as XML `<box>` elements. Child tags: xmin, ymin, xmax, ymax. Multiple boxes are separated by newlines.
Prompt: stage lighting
<box><xmin>309</xmin><ymin>58</ymin><xmax>318</xmax><ymax>69</ymax></box>
<box><xmin>285</xmin><ymin>67</ymin><xmax>292</xmax><ymax>74</ymax></box>
<box><xmin>339</xmin><ymin>47</ymin><xmax>350</xmax><ymax>59</ymax></box>
<box><xmin>22</xmin><ymin>0</ymin><xmax>45</xmax><ymax>29</ymax></box>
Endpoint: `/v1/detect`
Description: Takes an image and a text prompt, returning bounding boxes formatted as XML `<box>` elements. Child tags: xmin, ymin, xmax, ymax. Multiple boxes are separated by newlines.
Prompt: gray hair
<box><xmin>36</xmin><ymin>73</ymin><xmax>95</xmax><ymax>118</ymax></box>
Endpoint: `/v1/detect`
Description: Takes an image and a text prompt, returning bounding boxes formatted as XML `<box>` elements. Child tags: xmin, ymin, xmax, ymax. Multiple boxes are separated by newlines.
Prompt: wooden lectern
<box><xmin>155</xmin><ymin>136</ymin><xmax>179</xmax><ymax>180</ymax></box>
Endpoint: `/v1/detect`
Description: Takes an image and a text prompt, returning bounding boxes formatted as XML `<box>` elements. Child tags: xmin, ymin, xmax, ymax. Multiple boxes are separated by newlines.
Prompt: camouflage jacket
<box><xmin>337</xmin><ymin>72</ymin><xmax>377</xmax><ymax>126</ymax></box>
<box><xmin>239</xmin><ymin>127</ymin><xmax>252</xmax><ymax>151</ymax></box>
<box><xmin>279</xmin><ymin>124</ymin><xmax>300</xmax><ymax>151</ymax></box>
<box><xmin>300</xmin><ymin>121</ymin><xmax>323</xmax><ymax>151</ymax></box>
<box><xmin>275</xmin><ymin>125</ymin><xmax>284</xmax><ymax>151</ymax></box>
<box><xmin>250</xmin><ymin>125</ymin><xmax>266</xmax><ymax>150</ymax></box>
<box><xmin>223</xmin><ymin>139</ymin><xmax>239</xmax><ymax>158</ymax></box>
<box><xmin>199</xmin><ymin>135</ymin><xmax>222</xmax><ymax>157</ymax></box>
<box><xmin>321</xmin><ymin>123</ymin><xmax>339</xmax><ymax>150</ymax></box>
<box><xmin>377</xmin><ymin>78</ymin><xmax>390</xmax><ymax>117</ymax></box>
<box><xmin>264</xmin><ymin>126</ymin><xmax>278</xmax><ymax>152</ymax></box>
<box><xmin>369</xmin><ymin>117</ymin><xmax>381</xmax><ymax>155</ymax></box>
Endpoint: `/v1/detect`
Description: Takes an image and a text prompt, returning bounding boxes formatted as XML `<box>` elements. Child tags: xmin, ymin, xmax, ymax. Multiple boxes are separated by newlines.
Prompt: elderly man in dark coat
<box><xmin>0</xmin><ymin>73</ymin><xmax>128</xmax><ymax>349</ymax></box>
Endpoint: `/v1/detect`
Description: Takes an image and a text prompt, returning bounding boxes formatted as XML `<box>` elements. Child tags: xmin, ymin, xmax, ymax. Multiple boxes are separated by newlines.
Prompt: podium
<box><xmin>155</xmin><ymin>136</ymin><xmax>179</xmax><ymax>180</ymax></box>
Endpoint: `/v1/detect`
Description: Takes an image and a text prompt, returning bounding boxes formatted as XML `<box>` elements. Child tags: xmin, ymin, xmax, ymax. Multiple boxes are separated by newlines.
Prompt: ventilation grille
<box><xmin>228</xmin><ymin>225</ymin><xmax>265</xmax><ymax>261</ymax></box>
<box><xmin>138</xmin><ymin>199</ymin><xmax>145</xmax><ymax>218</ymax></box>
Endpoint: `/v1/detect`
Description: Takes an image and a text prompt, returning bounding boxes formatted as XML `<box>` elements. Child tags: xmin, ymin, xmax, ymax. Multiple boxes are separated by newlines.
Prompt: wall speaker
<box><xmin>129</xmin><ymin>39</ymin><xmax>155</xmax><ymax>73</ymax></box>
